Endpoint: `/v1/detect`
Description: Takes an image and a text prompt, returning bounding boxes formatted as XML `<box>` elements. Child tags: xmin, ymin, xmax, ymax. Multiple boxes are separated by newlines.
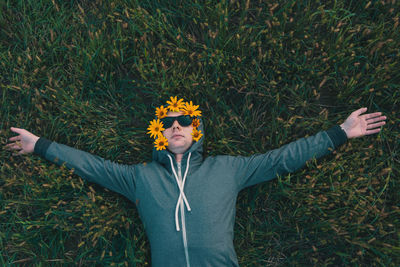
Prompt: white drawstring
<box><xmin>167</xmin><ymin>153</ymin><xmax>192</xmax><ymax>231</ymax></box>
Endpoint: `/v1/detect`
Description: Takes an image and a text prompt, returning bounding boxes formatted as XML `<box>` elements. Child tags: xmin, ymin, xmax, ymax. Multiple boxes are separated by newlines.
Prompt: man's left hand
<box><xmin>340</xmin><ymin>107</ymin><xmax>386</xmax><ymax>139</ymax></box>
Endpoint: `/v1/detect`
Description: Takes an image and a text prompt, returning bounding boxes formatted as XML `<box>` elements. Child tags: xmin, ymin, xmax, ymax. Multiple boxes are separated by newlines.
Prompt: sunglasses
<box><xmin>161</xmin><ymin>115</ymin><xmax>193</xmax><ymax>128</ymax></box>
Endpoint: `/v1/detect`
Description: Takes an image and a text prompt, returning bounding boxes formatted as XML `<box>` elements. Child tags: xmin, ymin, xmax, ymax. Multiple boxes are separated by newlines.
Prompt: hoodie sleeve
<box><xmin>236</xmin><ymin>126</ymin><xmax>347</xmax><ymax>190</ymax></box>
<box><xmin>34</xmin><ymin>137</ymin><xmax>137</xmax><ymax>203</ymax></box>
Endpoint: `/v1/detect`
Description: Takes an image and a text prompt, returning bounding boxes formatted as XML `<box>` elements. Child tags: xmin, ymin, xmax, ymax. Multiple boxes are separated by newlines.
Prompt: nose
<box><xmin>172</xmin><ymin>119</ymin><xmax>182</xmax><ymax>130</ymax></box>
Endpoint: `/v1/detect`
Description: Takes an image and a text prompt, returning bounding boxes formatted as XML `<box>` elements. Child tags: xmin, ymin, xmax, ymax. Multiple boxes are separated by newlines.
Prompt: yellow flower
<box><xmin>166</xmin><ymin>96</ymin><xmax>185</xmax><ymax>112</ymax></box>
<box><xmin>154</xmin><ymin>135</ymin><xmax>168</xmax><ymax>150</ymax></box>
<box><xmin>191</xmin><ymin>128</ymin><xmax>203</xmax><ymax>142</ymax></box>
<box><xmin>192</xmin><ymin>118</ymin><xmax>200</xmax><ymax>128</ymax></box>
<box><xmin>155</xmin><ymin>105</ymin><xmax>168</xmax><ymax>119</ymax></box>
<box><xmin>183</xmin><ymin>101</ymin><xmax>202</xmax><ymax>117</ymax></box>
<box><xmin>147</xmin><ymin>119</ymin><xmax>165</xmax><ymax>139</ymax></box>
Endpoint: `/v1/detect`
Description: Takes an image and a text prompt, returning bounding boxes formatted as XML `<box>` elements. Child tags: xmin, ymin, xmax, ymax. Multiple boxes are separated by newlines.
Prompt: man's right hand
<box><xmin>3</xmin><ymin>127</ymin><xmax>40</xmax><ymax>156</ymax></box>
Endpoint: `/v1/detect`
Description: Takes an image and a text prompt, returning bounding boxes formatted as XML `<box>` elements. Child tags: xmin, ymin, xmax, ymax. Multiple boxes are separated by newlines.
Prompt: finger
<box><xmin>367</xmin><ymin>121</ymin><xmax>386</xmax><ymax>130</ymax></box>
<box><xmin>10</xmin><ymin>127</ymin><xmax>24</xmax><ymax>134</ymax></box>
<box><xmin>365</xmin><ymin>128</ymin><xmax>381</xmax><ymax>135</ymax></box>
<box><xmin>362</xmin><ymin>112</ymin><xmax>383</xmax><ymax>120</ymax></box>
<box><xmin>5</xmin><ymin>141</ymin><xmax>22</xmax><ymax>147</ymax></box>
<box><xmin>4</xmin><ymin>144</ymin><xmax>23</xmax><ymax>151</ymax></box>
<box><xmin>9</xmin><ymin>136</ymin><xmax>21</xmax><ymax>142</ymax></box>
<box><xmin>365</xmin><ymin>115</ymin><xmax>386</xmax><ymax>123</ymax></box>
<box><xmin>11</xmin><ymin>149</ymin><xmax>26</xmax><ymax>156</ymax></box>
<box><xmin>3</xmin><ymin>143</ymin><xmax>15</xmax><ymax>150</ymax></box>
<box><xmin>352</xmin><ymin>107</ymin><xmax>368</xmax><ymax>117</ymax></box>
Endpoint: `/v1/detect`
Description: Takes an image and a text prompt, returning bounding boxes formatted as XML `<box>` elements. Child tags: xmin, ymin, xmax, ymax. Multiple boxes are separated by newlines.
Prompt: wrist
<box><xmin>33</xmin><ymin>136</ymin><xmax>40</xmax><ymax>144</ymax></box>
<box><xmin>339</xmin><ymin>123</ymin><xmax>349</xmax><ymax>138</ymax></box>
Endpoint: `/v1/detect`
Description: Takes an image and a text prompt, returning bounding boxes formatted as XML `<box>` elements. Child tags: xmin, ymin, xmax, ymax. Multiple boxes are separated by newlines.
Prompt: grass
<box><xmin>0</xmin><ymin>0</ymin><xmax>399</xmax><ymax>266</ymax></box>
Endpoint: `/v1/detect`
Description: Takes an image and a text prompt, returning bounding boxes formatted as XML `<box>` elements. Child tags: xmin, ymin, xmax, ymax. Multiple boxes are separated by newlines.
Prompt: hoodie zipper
<box><xmin>177</xmin><ymin>162</ymin><xmax>191</xmax><ymax>267</ymax></box>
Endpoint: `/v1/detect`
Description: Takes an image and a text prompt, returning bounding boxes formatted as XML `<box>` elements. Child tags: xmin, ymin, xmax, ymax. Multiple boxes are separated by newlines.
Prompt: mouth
<box><xmin>172</xmin><ymin>134</ymin><xmax>184</xmax><ymax>139</ymax></box>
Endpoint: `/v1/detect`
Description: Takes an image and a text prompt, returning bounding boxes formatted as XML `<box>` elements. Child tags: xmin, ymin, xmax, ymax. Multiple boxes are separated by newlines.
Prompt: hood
<box><xmin>152</xmin><ymin>117</ymin><xmax>204</xmax><ymax>172</ymax></box>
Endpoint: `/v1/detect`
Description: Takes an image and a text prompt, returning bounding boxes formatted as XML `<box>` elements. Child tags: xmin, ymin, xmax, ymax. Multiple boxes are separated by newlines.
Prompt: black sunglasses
<box><xmin>161</xmin><ymin>115</ymin><xmax>193</xmax><ymax>128</ymax></box>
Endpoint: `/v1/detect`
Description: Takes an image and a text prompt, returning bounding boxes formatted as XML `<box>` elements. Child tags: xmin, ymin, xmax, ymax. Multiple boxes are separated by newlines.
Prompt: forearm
<box><xmin>238</xmin><ymin>125</ymin><xmax>347</xmax><ymax>189</ymax></box>
<box><xmin>279</xmin><ymin>125</ymin><xmax>347</xmax><ymax>172</ymax></box>
<box><xmin>34</xmin><ymin>137</ymin><xmax>137</xmax><ymax>202</ymax></box>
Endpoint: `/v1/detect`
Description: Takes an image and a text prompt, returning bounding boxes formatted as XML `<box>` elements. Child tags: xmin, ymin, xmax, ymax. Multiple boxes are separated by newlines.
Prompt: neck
<box><xmin>175</xmin><ymin>153</ymin><xmax>183</xmax><ymax>163</ymax></box>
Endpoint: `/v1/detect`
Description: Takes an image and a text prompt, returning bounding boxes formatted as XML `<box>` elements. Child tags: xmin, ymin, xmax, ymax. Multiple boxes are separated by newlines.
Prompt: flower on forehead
<box><xmin>182</xmin><ymin>101</ymin><xmax>202</xmax><ymax>117</ymax></box>
<box><xmin>154</xmin><ymin>135</ymin><xmax>168</xmax><ymax>150</ymax></box>
<box><xmin>192</xmin><ymin>118</ymin><xmax>200</xmax><ymax>128</ymax></box>
<box><xmin>147</xmin><ymin>119</ymin><xmax>165</xmax><ymax>139</ymax></box>
<box><xmin>191</xmin><ymin>128</ymin><xmax>203</xmax><ymax>142</ymax></box>
<box><xmin>155</xmin><ymin>105</ymin><xmax>168</xmax><ymax>119</ymax></box>
<box><xmin>166</xmin><ymin>96</ymin><xmax>185</xmax><ymax>112</ymax></box>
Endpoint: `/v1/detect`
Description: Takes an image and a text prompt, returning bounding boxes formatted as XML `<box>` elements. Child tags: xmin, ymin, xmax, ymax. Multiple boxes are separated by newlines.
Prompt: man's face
<box><xmin>162</xmin><ymin>111</ymin><xmax>193</xmax><ymax>154</ymax></box>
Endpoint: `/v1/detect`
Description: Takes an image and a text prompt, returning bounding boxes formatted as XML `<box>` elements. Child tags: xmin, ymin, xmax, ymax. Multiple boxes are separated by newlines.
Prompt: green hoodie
<box><xmin>34</xmin><ymin>119</ymin><xmax>347</xmax><ymax>266</ymax></box>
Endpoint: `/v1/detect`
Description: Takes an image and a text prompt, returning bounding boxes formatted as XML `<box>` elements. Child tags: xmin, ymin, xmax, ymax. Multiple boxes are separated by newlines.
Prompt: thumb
<box><xmin>10</xmin><ymin>127</ymin><xmax>24</xmax><ymax>134</ymax></box>
<box><xmin>352</xmin><ymin>107</ymin><xmax>367</xmax><ymax>117</ymax></box>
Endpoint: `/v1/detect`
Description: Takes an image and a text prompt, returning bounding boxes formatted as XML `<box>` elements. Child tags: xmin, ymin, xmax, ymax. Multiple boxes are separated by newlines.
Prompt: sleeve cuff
<box><xmin>34</xmin><ymin>137</ymin><xmax>53</xmax><ymax>157</ymax></box>
<box><xmin>326</xmin><ymin>125</ymin><xmax>348</xmax><ymax>149</ymax></box>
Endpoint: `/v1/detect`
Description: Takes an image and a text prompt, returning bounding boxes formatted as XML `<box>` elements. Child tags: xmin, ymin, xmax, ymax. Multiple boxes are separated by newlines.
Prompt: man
<box><xmin>4</xmin><ymin>98</ymin><xmax>386</xmax><ymax>266</ymax></box>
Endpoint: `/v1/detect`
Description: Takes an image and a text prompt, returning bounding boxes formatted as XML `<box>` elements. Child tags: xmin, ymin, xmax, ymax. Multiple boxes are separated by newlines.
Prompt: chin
<box><xmin>168</xmin><ymin>143</ymin><xmax>190</xmax><ymax>154</ymax></box>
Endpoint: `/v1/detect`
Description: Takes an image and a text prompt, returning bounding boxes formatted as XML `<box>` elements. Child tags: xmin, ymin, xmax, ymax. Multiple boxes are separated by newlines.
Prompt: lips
<box><xmin>172</xmin><ymin>134</ymin><xmax>184</xmax><ymax>138</ymax></box>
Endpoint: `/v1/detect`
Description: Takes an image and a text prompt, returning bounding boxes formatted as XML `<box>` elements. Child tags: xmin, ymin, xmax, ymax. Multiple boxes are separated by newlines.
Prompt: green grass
<box><xmin>1</xmin><ymin>0</ymin><xmax>399</xmax><ymax>266</ymax></box>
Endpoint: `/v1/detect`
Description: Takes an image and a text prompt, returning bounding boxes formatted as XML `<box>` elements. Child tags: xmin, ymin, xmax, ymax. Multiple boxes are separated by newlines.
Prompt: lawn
<box><xmin>0</xmin><ymin>0</ymin><xmax>399</xmax><ymax>266</ymax></box>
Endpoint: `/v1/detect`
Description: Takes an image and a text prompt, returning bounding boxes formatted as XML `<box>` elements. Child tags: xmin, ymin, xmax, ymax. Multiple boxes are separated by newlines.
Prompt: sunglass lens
<box><xmin>178</xmin><ymin>116</ymin><xmax>192</xmax><ymax>126</ymax></box>
<box><xmin>161</xmin><ymin>117</ymin><xmax>174</xmax><ymax>128</ymax></box>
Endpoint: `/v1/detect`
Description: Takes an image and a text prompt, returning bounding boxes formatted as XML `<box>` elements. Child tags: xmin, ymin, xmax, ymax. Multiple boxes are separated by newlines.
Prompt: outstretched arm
<box><xmin>3</xmin><ymin>127</ymin><xmax>137</xmax><ymax>203</ymax></box>
<box><xmin>236</xmin><ymin>108</ymin><xmax>386</xmax><ymax>189</ymax></box>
